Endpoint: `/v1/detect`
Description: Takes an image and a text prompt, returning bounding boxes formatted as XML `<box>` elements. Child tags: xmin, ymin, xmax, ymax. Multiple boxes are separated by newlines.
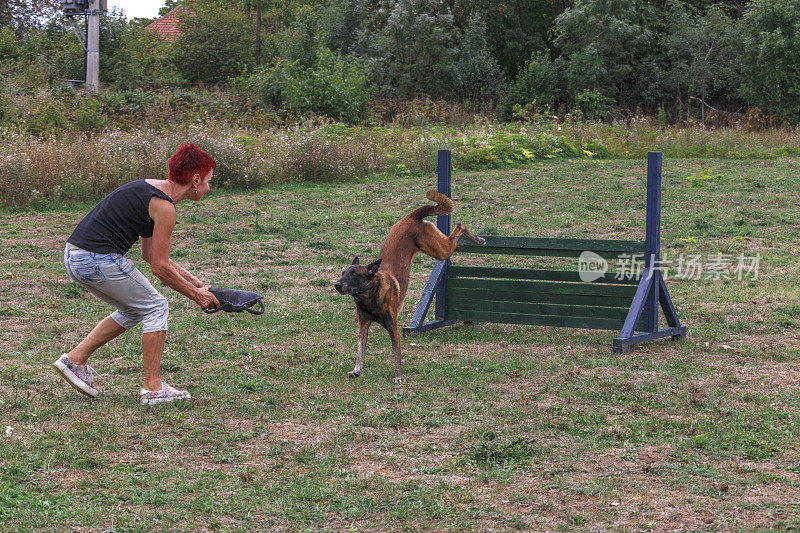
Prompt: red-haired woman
<box><xmin>54</xmin><ymin>143</ymin><xmax>220</xmax><ymax>405</ymax></box>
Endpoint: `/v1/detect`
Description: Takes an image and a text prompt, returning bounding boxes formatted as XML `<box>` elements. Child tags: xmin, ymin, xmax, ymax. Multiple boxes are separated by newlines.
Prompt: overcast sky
<box><xmin>107</xmin><ymin>0</ymin><xmax>166</xmax><ymax>20</ymax></box>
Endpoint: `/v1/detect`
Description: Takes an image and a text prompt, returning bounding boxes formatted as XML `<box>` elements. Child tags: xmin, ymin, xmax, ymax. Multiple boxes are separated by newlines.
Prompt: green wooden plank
<box><xmin>457</xmin><ymin>235</ymin><xmax>646</xmax><ymax>254</ymax></box>
<box><xmin>448</xmin><ymin>298</ymin><xmax>632</xmax><ymax>320</ymax></box>
<box><xmin>444</xmin><ymin>309</ymin><xmax>627</xmax><ymax>331</ymax></box>
<box><xmin>447</xmin><ymin>277</ymin><xmax>637</xmax><ymax>298</ymax></box>
<box><xmin>448</xmin><ymin>266</ymin><xmax>641</xmax><ymax>285</ymax></box>
<box><xmin>446</xmin><ymin>287</ymin><xmax>634</xmax><ymax>308</ymax></box>
<box><xmin>455</xmin><ymin>246</ymin><xmax>644</xmax><ymax>260</ymax></box>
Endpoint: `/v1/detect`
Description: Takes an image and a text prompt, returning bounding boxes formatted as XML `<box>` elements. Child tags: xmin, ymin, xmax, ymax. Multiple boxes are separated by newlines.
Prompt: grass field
<box><xmin>1</xmin><ymin>156</ymin><xmax>800</xmax><ymax>531</ymax></box>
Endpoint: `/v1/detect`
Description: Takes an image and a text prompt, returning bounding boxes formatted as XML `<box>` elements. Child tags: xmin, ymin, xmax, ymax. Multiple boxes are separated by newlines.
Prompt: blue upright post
<box><xmin>615</xmin><ymin>152</ymin><xmax>685</xmax><ymax>353</ymax></box>
<box><xmin>403</xmin><ymin>149</ymin><xmax>461</xmax><ymax>335</ymax></box>
<box><xmin>643</xmin><ymin>152</ymin><xmax>662</xmax><ymax>333</ymax></box>
<box><xmin>434</xmin><ymin>150</ymin><xmax>452</xmax><ymax>320</ymax></box>
<box><xmin>436</xmin><ymin>150</ymin><xmax>451</xmax><ymax>235</ymax></box>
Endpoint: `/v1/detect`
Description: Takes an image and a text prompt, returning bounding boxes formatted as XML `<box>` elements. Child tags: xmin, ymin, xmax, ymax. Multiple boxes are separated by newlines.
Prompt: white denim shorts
<box><xmin>64</xmin><ymin>244</ymin><xmax>168</xmax><ymax>333</ymax></box>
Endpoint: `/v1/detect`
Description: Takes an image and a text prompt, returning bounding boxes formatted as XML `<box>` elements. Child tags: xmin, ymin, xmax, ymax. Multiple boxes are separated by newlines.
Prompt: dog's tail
<box><xmin>409</xmin><ymin>190</ymin><xmax>454</xmax><ymax>220</ymax></box>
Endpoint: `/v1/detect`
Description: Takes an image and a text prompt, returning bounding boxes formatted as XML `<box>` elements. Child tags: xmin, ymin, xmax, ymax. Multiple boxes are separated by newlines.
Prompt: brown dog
<box><xmin>334</xmin><ymin>190</ymin><xmax>485</xmax><ymax>383</ymax></box>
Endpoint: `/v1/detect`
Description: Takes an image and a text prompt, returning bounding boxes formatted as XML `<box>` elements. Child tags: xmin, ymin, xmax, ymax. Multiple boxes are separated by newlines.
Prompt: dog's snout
<box><xmin>334</xmin><ymin>282</ymin><xmax>343</xmax><ymax>293</ymax></box>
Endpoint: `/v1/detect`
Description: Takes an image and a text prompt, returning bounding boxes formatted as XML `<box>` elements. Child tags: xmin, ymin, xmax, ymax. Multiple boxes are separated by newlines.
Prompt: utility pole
<box><xmin>85</xmin><ymin>0</ymin><xmax>100</xmax><ymax>92</ymax></box>
<box><xmin>61</xmin><ymin>0</ymin><xmax>106</xmax><ymax>91</ymax></box>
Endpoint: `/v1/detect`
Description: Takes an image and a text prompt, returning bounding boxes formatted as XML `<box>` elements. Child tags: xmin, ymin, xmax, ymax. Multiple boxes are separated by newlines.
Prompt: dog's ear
<box><xmin>351</xmin><ymin>256</ymin><xmax>359</xmax><ymax>265</ymax></box>
<box><xmin>366</xmin><ymin>258</ymin><xmax>382</xmax><ymax>276</ymax></box>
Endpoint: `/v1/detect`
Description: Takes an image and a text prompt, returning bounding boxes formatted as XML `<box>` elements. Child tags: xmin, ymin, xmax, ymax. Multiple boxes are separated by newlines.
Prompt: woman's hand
<box><xmin>195</xmin><ymin>285</ymin><xmax>220</xmax><ymax>311</ymax></box>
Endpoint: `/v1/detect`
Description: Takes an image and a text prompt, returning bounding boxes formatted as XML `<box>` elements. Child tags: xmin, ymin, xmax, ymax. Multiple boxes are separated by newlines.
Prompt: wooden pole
<box><xmin>643</xmin><ymin>152</ymin><xmax>662</xmax><ymax>333</ymax></box>
<box><xmin>434</xmin><ymin>149</ymin><xmax>452</xmax><ymax>320</ymax></box>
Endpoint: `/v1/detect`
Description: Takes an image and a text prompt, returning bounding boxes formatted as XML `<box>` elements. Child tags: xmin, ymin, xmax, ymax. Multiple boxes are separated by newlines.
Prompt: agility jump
<box><xmin>404</xmin><ymin>150</ymin><xmax>687</xmax><ymax>353</ymax></box>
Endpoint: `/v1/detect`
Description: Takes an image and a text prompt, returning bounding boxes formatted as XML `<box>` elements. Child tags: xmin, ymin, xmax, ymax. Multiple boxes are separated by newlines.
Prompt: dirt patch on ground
<box><xmin>35</xmin><ymin>467</ymin><xmax>90</xmax><ymax>493</ymax></box>
<box><xmin>725</xmin><ymin>354</ymin><xmax>800</xmax><ymax>389</ymax></box>
<box><xmin>459</xmin><ymin>447</ymin><xmax>800</xmax><ymax>530</ymax></box>
<box><xmin>266</xmin><ymin>420</ymin><xmax>336</xmax><ymax>445</ymax></box>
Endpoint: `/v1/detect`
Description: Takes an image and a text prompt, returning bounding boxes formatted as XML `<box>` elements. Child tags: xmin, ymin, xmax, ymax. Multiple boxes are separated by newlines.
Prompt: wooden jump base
<box><xmin>403</xmin><ymin>150</ymin><xmax>687</xmax><ymax>354</ymax></box>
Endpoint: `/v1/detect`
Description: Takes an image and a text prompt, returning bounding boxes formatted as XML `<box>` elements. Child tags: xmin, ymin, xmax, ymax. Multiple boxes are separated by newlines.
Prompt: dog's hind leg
<box><xmin>349</xmin><ymin>318</ymin><xmax>371</xmax><ymax>378</ymax></box>
<box><xmin>388</xmin><ymin>321</ymin><xmax>406</xmax><ymax>384</ymax></box>
<box><xmin>417</xmin><ymin>221</ymin><xmax>485</xmax><ymax>261</ymax></box>
<box><xmin>456</xmin><ymin>224</ymin><xmax>486</xmax><ymax>245</ymax></box>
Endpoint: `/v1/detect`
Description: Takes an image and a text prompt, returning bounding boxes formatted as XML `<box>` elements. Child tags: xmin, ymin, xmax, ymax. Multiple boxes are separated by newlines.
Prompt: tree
<box><xmin>554</xmin><ymin>0</ymin><xmax>663</xmax><ymax>110</ymax></box>
<box><xmin>24</xmin><ymin>17</ymin><xmax>84</xmax><ymax>81</ymax></box>
<box><xmin>672</xmin><ymin>0</ymin><xmax>749</xmax><ymax>19</ymax></box>
<box><xmin>320</xmin><ymin>0</ymin><xmax>369</xmax><ymax>56</ymax></box>
<box><xmin>451</xmin><ymin>16</ymin><xmax>504</xmax><ymax>102</ymax></box>
<box><xmin>737</xmin><ymin>0</ymin><xmax>800</xmax><ymax>123</ymax></box>
<box><xmin>272</xmin><ymin>3</ymin><xmax>322</xmax><ymax>67</ymax></box>
<box><xmin>171</xmin><ymin>3</ymin><xmax>256</xmax><ymax>84</ymax></box>
<box><xmin>448</xmin><ymin>0</ymin><xmax>570</xmax><ymax>80</ymax></box>
<box><xmin>373</xmin><ymin>0</ymin><xmax>457</xmax><ymax>98</ymax></box>
<box><xmin>158</xmin><ymin>0</ymin><xmax>183</xmax><ymax>17</ymax></box>
<box><xmin>664</xmin><ymin>4</ymin><xmax>738</xmax><ymax>122</ymax></box>
<box><xmin>100</xmin><ymin>12</ymin><xmax>178</xmax><ymax>88</ymax></box>
<box><xmin>0</xmin><ymin>0</ymin><xmax>58</xmax><ymax>34</ymax></box>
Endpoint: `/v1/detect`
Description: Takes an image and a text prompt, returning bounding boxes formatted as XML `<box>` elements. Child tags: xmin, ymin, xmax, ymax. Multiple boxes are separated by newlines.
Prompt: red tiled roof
<box><xmin>145</xmin><ymin>4</ymin><xmax>189</xmax><ymax>42</ymax></box>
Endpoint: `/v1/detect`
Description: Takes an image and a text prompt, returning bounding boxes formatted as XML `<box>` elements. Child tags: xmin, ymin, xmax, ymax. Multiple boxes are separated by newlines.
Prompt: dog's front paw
<box><xmin>348</xmin><ymin>370</ymin><xmax>361</xmax><ymax>379</ymax></box>
<box><xmin>393</xmin><ymin>376</ymin><xmax>406</xmax><ymax>385</ymax></box>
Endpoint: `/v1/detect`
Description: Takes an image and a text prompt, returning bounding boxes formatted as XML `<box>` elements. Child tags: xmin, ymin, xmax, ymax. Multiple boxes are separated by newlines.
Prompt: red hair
<box><xmin>168</xmin><ymin>143</ymin><xmax>217</xmax><ymax>185</ymax></box>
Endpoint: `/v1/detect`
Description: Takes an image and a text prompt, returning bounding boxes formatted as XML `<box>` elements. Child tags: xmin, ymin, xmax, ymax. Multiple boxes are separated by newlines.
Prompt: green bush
<box><xmin>100</xmin><ymin>90</ymin><xmax>160</xmax><ymax>116</ymax></box>
<box><xmin>74</xmin><ymin>98</ymin><xmax>107</xmax><ymax>133</ymax></box>
<box><xmin>491</xmin><ymin>133</ymin><xmax>537</xmax><ymax>164</ymax></box>
<box><xmin>530</xmin><ymin>133</ymin><xmax>580</xmax><ymax>158</ymax></box>
<box><xmin>774</xmin><ymin>146</ymin><xmax>800</xmax><ymax>157</ymax></box>
<box><xmin>25</xmin><ymin>103</ymin><xmax>67</xmax><ymax>136</ymax></box>
<box><xmin>282</xmin><ymin>48</ymin><xmax>370</xmax><ymax>124</ymax></box>
<box><xmin>236</xmin><ymin>65</ymin><xmax>289</xmax><ymax>108</ymax></box>
<box><xmin>0</xmin><ymin>28</ymin><xmax>19</xmax><ymax>62</ymax></box>
<box><xmin>573</xmin><ymin>89</ymin><xmax>612</xmax><ymax>121</ymax></box>
<box><xmin>455</xmin><ymin>132</ymin><xmax>593</xmax><ymax>170</ymax></box>
<box><xmin>456</xmin><ymin>146</ymin><xmax>503</xmax><ymax>170</ymax></box>
<box><xmin>585</xmin><ymin>140</ymin><xmax>610</xmax><ymax>158</ymax></box>
<box><xmin>500</xmin><ymin>53</ymin><xmax>562</xmax><ymax>120</ymax></box>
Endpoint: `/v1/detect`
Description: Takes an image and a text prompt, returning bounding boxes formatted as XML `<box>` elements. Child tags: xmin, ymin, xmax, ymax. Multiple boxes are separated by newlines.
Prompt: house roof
<box><xmin>145</xmin><ymin>4</ymin><xmax>188</xmax><ymax>42</ymax></box>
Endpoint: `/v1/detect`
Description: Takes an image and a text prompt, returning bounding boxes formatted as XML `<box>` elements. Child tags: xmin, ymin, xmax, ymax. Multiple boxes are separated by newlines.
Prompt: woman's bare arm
<box><xmin>147</xmin><ymin>198</ymin><xmax>218</xmax><ymax>309</ymax></box>
<box><xmin>142</xmin><ymin>237</ymin><xmax>203</xmax><ymax>288</ymax></box>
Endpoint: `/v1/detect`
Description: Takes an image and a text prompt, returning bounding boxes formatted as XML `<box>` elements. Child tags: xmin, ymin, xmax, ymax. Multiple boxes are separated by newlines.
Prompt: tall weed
<box><xmin>1</xmin><ymin>118</ymin><xmax>798</xmax><ymax>209</ymax></box>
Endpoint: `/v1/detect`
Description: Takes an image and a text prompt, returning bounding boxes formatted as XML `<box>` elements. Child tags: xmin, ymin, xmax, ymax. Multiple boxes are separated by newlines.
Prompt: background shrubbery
<box><xmin>1</xmin><ymin>0</ymin><xmax>800</xmax><ymax>209</ymax></box>
<box><xmin>3</xmin><ymin>0</ymin><xmax>800</xmax><ymax>126</ymax></box>
<box><xmin>3</xmin><ymin>117</ymin><xmax>800</xmax><ymax>209</ymax></box>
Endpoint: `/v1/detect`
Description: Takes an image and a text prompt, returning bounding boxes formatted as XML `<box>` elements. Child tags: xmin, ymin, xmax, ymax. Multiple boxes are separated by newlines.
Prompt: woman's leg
<box><xmin>68</xmin><ymin>316</ymin><xmax>126</xmax><ymax>366</ymax></box>
<box><xmin>142</xmin><ymin>330</ymin><xmax>166</xmax><ymax>391</ymax></box>
<box><xmin>64</xmin><ymin>248</ymin><xmax>178</xmax><ymax>397</ymax></box>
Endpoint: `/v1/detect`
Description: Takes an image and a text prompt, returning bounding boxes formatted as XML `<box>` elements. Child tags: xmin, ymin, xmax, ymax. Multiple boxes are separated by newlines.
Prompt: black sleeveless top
<box><xmin>68</xmin><ymin>180</ymin><xmax>175</xmax><ymax>255</ymax></box>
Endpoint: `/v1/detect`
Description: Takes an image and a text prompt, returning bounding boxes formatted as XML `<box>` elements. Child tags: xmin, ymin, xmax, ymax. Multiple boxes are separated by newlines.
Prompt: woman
<box><xmin>54</xmin><ymin>143</ymin><xmax>220</xmax><ymax>405</ymax></box>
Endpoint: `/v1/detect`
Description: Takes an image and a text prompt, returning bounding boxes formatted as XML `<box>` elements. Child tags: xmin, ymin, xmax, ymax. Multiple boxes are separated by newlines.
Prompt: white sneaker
<box><xmin>53</xmin><ymin>354</ymin><xmax>99</xmax><ymax>398</ymax></box>
<box><xmin>140</xmin><ymin>381</ymin><xmax>191</xmax><ymax>405</ymax></box>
